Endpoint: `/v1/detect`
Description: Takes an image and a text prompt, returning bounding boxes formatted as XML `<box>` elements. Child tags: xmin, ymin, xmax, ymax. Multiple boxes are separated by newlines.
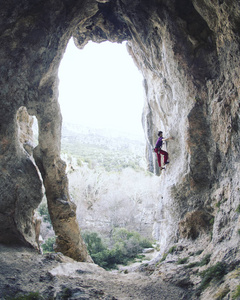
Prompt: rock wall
<box><xmin>0</xmin><ymin>0</ymin><xmax>239</xmax><ymax>266</ymax></box>
<box><xmin>0</xmin><ymin>0</ymin><xmax>98</xmax><ymax>261</ymax></box>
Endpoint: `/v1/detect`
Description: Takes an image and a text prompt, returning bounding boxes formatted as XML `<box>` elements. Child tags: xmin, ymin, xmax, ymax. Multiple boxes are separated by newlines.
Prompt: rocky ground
<box><xmin>1</xmin><ymin>239</ymin><xmax>240</xmax><ymax>300</ymax></box>
<box><xmin>0</xmin><ymin>244</ymin><xmax>189</xmax><ymax>300</ymax></box>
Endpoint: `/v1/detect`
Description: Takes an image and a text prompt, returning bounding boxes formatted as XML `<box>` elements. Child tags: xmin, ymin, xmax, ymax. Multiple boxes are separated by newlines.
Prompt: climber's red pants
<box><xmin>154</xmin><ymin>148</ymin><xmax>168</xmax><ymax>167</ymax></box>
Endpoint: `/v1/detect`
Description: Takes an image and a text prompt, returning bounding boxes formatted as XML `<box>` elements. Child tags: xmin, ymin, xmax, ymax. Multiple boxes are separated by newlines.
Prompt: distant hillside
<box><xmin>61</xmin><ymin>123</ymin><xmax>146</xmax><ymax>171</ymax></box>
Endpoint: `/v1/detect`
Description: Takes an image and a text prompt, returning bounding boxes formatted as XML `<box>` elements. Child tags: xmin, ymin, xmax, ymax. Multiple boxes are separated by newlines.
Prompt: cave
<box><xmin>0</xmin><ymin>0</ymin><xmax>240</xmax><ymax>294</ymax></box>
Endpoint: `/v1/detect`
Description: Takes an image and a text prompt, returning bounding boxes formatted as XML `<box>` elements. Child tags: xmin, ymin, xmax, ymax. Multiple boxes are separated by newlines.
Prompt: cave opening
<box><xmin>35</xmin><ymin>38</ymin><xmax>161</xmax><ymax>262</ymax></box>
<box><xmin>58</xmin><ymin>38</ymin><xmax>144</xmax><ymax>138</ymax></box>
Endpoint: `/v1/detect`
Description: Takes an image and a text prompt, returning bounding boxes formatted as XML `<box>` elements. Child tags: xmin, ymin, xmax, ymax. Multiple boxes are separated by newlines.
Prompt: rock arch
<box><xmin>0</xmin><ymin>0</ymin><xmax>239</xmax><ymax>261</ymax></box>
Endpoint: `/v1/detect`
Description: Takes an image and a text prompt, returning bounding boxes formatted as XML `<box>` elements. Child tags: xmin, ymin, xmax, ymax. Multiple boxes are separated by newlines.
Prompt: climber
<box><xmin>154</xmin><ymin>131</ymin><xmax>173</xmax><ymax>170</ymax></box>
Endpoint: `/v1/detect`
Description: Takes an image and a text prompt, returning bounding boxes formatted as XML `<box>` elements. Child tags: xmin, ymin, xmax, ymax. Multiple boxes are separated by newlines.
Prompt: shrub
<box><xmin>41</xmin><ymin>237</ymin><xmax>56</xmax><ymax>253</ymax></box>
<box><xmin>38</xmin><ymin>202</ymin><xmax>51</xmax><ymax>224</ymax></box>
<box><xmin>82</xmin><ymin>232</ymin><xmax>105</xmax><ymax>255</ymax></box>
<box><xmin>232</xmin><ymin>284</ymin><xmax>240</xmax><ymax>300</ymax></box>
<box><xmin>168</xmin><ymin>246</ymin><xmax>176</xmax><ymax>254</ymax></box>
<box><xmin>159</xmin><ymin>245</ymin><xmax>176</xmax><ymax>263</ymax></box>
<box><xmin>160</xmin><ymin>252</ymin><xmax>168</xmax><ymax>262</ymax></box>
<box><xmin>185</xmin><ymin>262</ymin><xmax>199</xmax><ymax>269</ymax></box>
<box><xmin>236</xmin><ymin>205</ymin><xmax>240</xmax><ymax>213</ymax></box>
<box><xmin>185</xmin><ymin>254</ymin><xmax>211</xmax><ymax>269</ymax></box>
<box><xmin>195</xmin><ymin>249</ymin><xmax>203</xmax><ymax>256</ymax></box>
<box><xmin>214</xmin><ymin>286</ymin><xmax>230</xmax><ymax>300</ymax></box>
<box><xmin>7</xmin><ymin>292</ymin><xmax>43</xmax><ymax>300</ymax></box>
<box><xmin>198</xmin><ymin>262</ymin><xmax>227</xmax><ymax>292</ymax></box>
<box><xmin>199</xmin><ymin>254</ymin><xmax>211</xmax><ymax>266</ymax></box>
<box><xmin>82</xmin><ymin>229</ymin><xmax>152</xmax><ymax>270</ymax></box>
<box><xmin>112</xmin><ymin>228</ymin><xmax>152</xmax><ymax>257</ymax></box>
<box><xmin>209</xmin><ymin>217</ymin><xmax>215</xmax><ymax>225</ymax></box>
<box><xmin>177</xmin><ymin>257</ymin><xmax>188</xmax><ymax>265</ymax></box>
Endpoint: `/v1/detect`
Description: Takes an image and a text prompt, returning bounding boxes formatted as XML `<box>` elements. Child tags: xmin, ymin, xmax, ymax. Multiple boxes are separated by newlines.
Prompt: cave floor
<box><xmin>0</xmin><ymin>244</ymin><xmax>190</xmax><ymax>300</ymax></box>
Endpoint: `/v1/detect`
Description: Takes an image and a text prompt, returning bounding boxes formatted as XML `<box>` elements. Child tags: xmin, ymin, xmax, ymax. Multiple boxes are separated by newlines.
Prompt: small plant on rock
<box><xmin>7</xmin><ymin>292</ymin><xmax>43</xmax><ymax>300</ymax></box>
<box><xmin>196</xmin><ymin>262</ymin><xmax>227</xmax><ymax>294</ymax></box>
<box><xmin>168</xmin><ymin>245</ymin><xmax>177</xmax><ymax>254</ymax></box>
<box><xmin>160</xmin><ymin>252</ymin><xmax>168</xmax><ymax>262</ymax></box>
<box><xmin>159</xmin><ymin>245</ymin><xmax>176</xmax><ymax>262</ymax></box>
<box><xmin>185</xmin><ymin>262</ymin><xmax>199</xmax><ymax>269</ymax></box>
<box><xmin>177</xmin><ymin>257</ymin><xmax>188</xmax><ymax>265</ymax></box>
<box><xmin>236</xmin><ymin>205</ymin><xmax>240</xmax><ymax>213</ymax></box>
<box><xmin>232</xmin><ymin>284</ymin><xmax>240</xmax><ymax>299</ymax></box>
<box><xmin>185</xmin><ymin>254</ymin><xmax>211</xmax><ymax>269</ymax></box>
<box><xmin>199</xmin><ymin>254</ymin><xmax>211</xmax><ymax>266</ymax></box>
<box><xmin>210</xmin><ymin>217</ymin><xmax>215</xmax><ymax>225</ymax></box>
<box><xmin>195</xmin><ymin>249</ymin><xmax>203</xmax><ymax>256</ymax></box>
<box><xmin>214</xmin><ymin>285</ymin><xmax>230</xmax><ymax>300</ymax></box>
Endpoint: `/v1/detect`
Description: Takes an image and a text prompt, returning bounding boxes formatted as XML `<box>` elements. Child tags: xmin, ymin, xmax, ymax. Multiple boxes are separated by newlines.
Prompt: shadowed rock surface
<box><xmin>0</xmin><ymin>244</ymin><xmax>189</xmax><ymax>300</ymax></box>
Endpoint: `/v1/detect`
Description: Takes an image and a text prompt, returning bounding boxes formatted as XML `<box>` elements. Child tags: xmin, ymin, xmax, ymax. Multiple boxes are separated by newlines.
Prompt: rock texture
<box><xmin>0</xmin><ymin>0</ymin><xmax>98</xmax><ymax>261</ymax></box>
<box><xmin>0</xmin><ymin>244</ymin><xmax>189</xmax><ymax>300</ymax></box>
<box><xmin>0</xmin><ymin>1</ymin><xmax>240</xmax><ymax>296</ymax></box>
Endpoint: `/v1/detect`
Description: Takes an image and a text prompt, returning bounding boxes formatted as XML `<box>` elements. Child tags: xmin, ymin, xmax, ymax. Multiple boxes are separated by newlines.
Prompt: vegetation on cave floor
<box><xmin>39</xmin><ymin>223</ymin><xmax>154</xmax><ymax>270</ymax></box>
<box><xmin>82</xmin><ymin>229</ymin><xmax>153</xmax><ymax>270</ymax></box>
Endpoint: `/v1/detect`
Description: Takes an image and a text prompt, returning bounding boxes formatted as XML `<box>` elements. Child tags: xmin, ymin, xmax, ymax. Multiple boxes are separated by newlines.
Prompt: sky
<box><xmin>58</xmin><ymin>38</ymin><xmax>145</xmax><ymax>137</ymax></box>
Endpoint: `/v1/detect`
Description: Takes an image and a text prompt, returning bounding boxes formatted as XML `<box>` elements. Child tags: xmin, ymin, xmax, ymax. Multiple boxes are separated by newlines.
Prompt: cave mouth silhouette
<box><xmin>35</xmin><ymin>38</ymin><xmax>152</xmax><ymax>258</ymax></box>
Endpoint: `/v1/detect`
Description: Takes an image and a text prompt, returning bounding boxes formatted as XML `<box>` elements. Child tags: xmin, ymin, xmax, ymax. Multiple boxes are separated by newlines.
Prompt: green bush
<box><xmin>7</xmin><ymin>292</ymin><xmax>43</xmax><ymax>300</ymax></box>
<box><xmin>41</xmin><ymin>237</ymin><xmax>56</xmax><ymax>253</ymax></box>
<box><xmin>210</xmin><ymin>217</ymin><xmax>215</xmax><ymax>225</ymax></box>
<box><xmin>236</xmin><ymin>205</ymin><xmax>240</xmax><ymax>213</ymax></box>
<box><xmin>185</xmin><ymin>254</ymin><xmax>211</xmax><ymax>269</ymax></box>
<box><xmin>160</xmin><ymin>252</ymin><xmax>168</xmax><ymax>262</ymax></box>
<box><xmin>82</xmin><ymin>229</ymin><xmax>152</xmax><ymax>270</ymax></box>
<box><xmin>82</xmin><ymin>232</ymin><xmax>105</xmax><ymax>255</ymax></box>
<box><xmin>168</xmin><ymin>246</ymin><xmax>176</xmax><ymax>254</ymax></box>
<box><xmin>112</xmin><ymin>228</ymin><xmax>152</xmax><ymax>256</ymax></box>
<box><xmin>215</xmin><ymin>286</ymin><xmax>230</xmax><ymax>300</ymax></box>
<box><xmin>197</xmin><ymin>262</ymin><xmax>227</xmax><ymax>293</ymax></box>
<box><xmin>38</xmin><ymin>202</ymin><xmax>51</xmax><ymax>224</ymax></box>
<box><xmin>195</xmin><ymin>249</ymin><xmax>203</xmax><ymax>256</ymax></box>
<box><xmin>159</xmin><ymin>245</ymin><xmax>177</xmax><ymax>263</ymax></box>
<box><xmin>185</xmin><ymin>262</ymin><xmax>199</xmax><ymax>269</ymax></box>
<box><xmin>199</xmin><ymin>254</ymin><xmax>211</xmax><ymax>266</ymax></box>
<box><xmin>177</xmin><ymin>257</ymin><xmax>188</xmax><ymax>265</ymax></box>
<box><xmin>232</xmin><ymin>284</ymin><xmax>240</xmax><ymax>300</ymax></box>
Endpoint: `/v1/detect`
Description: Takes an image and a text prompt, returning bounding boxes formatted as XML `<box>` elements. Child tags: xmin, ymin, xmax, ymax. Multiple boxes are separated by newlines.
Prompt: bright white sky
<box><xmin>58</xmin><ymin>38</ymin><xmax>144</xmax><ymax>137</ymax></box>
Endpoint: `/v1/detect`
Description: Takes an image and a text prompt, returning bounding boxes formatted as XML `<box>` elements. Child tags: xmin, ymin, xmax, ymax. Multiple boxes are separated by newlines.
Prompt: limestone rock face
<box><xmin>0</xmin><ymin>0</ymin><xmax>239</xmax><ymax>270</ymax></box>
<box><xmin>0</xmin><ymin>0</ymin><xmax>98</xmax><ymax>261</ymax></box>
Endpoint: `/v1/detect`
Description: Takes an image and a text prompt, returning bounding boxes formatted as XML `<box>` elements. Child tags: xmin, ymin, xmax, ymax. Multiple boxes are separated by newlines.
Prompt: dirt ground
<box><xmin>0</xmin><ymin>244</ymin><xmax>191</xmax><ymax>300</ymax></box>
